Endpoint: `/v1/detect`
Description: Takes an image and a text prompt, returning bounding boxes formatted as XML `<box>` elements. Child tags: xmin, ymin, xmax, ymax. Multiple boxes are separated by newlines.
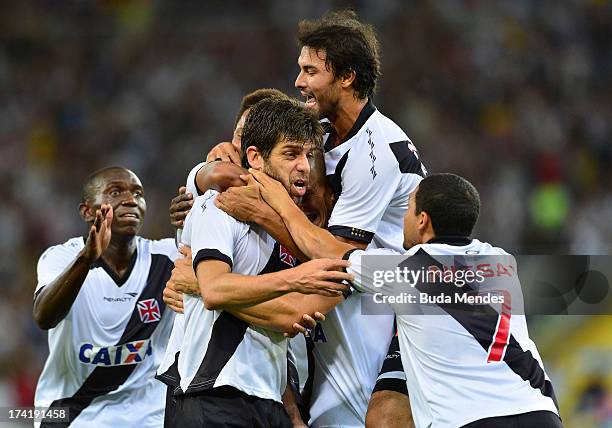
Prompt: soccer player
<box><xmin>249</xmin><ymin>170</ymin><xmax>563</xmax><ymax>428</ymax></box>
<box><xmin>211</xmin><ymin>10</ymin><xmax>422</xmax><ymax>427</ymax></box>
<box><xmin>173</xmin><ymin>97</ymin><xmax>353</xmax><ymax>427</ymax></box>
<box><xmin>33</xmin><ymin>167</ymin><xmax>178</xmax><ymax>427</ymax></box>
<box><xmin>158</xmin><ymin>88</ymin><xmax>313</xmax><ymax>427</ymax></box>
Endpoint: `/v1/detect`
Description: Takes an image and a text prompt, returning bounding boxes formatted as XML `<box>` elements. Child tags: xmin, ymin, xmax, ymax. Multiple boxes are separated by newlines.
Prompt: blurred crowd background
<box><xmin>0</xmin><ymin>1</ymin><xmax>610</xmax><ymax>426</ymax></box>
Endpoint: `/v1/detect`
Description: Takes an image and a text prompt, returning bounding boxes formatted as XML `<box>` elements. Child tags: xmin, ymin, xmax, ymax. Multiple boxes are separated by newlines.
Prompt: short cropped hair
<box><xmin>82</xmin><ymin>166</ymin><xmax>128</xmax><ymax>202</ymax></box>
<box><xmin>240</xmin><ymin>98</ymin><xmax>323</xmax><ymax>168</ymax></box>
<box><xmin>234</xmin><ymin>88</ymin><xmax>288</xmax><ymax>127</ymax></box>
<box><xmin>297</xmin><ymin>10</ymin><xmax>381</xmax><ymax>99</ymax></box>
<box><xmin>415</xmin><ymin>173</ymin><xmax>480</xmax><ymax>237</ymax></box>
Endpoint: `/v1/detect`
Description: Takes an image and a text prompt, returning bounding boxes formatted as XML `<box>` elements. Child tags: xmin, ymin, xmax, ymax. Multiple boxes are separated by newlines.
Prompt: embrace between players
<box><xmin>33</xmin><ymin>10</ymin><xmax>562</xmax><ymax>428</ymax></box>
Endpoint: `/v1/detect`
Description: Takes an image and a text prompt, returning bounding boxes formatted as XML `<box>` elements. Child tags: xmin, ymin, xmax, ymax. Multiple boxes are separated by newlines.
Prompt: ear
<box><xmin>79</xmin><ymin>202</ymin><xmax>95</xmax><ymax>223</ymax></box>
<box><xmin>417</xmin><ymin>211</ymin><xmax>429</xmax><ymax>233</ymax></box>
<box><xmin>246</xmin><ymin>146</ymin><xmax>263</xmax><ymax>169</ymax></box>
<box><xmin>340</xmin><ymin>69</ymin><xmax>356</xmax><ymax>89</ymax></box>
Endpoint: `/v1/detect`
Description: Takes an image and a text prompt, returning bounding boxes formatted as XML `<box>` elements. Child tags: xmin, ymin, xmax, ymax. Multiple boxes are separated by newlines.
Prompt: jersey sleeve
<box><xmin>327</xmin><ymin>146</ymin><xmax>418</xmax><ymax>244</ymax></box>
<box><xmin>35</xmin><ymin>241</ymin><xmax>83</xmax><ymax>296</ymax></box>
<box><xmin>372</xmin><ymin>334</ymin><xmax>408</xmax><ymax>396</ymax></box>
<box><xmin>189</xmin><ymin>191</ymin><xmax>243</xmax><ymax>272</ymax></box>
<box><xmin>345</xmin><ymin>248</ymin><xmax>402</xmax><ymax>295</ymax></box>
<box><xmin>186</xmin><ymin>161</ymin><xmax>207</xmax><ymax>196</ymax></box>
<box><xmin>151</xmin><ymin>238</ymin><xmax>181</xmax><ymax>262</ymax></box>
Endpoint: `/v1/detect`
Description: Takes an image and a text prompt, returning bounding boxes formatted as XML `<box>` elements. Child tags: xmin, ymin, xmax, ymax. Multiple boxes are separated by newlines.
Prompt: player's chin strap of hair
<box><xmin>340</xmin><ymin>248</ymin><xmax>360</xmax><ymax>298</ymax></box>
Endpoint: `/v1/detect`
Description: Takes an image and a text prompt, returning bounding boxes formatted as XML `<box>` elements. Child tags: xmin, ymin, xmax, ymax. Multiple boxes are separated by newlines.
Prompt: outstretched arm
<box><xmin>196</xmin><ymin>258</ymin><xmax>351</xmax><ymax>311</ymax></box>
<box><xmin>227</xmin><ymin>290</ymin><xmax>342</xmax><ymax>335</ymax></box>
<box><xmin>195</xmin><ymin>161</ymin><xmax>247</xmax><ymax>194</ymax></box>
<box><xmin>249</xmin><ymin>169</ymin><xmax>354</xmax><ymax>260</ymax></box>
<box><xmin>33</xmin><ymin>205</ymin><xmax>113</xmax><ymax>329</ymax></box>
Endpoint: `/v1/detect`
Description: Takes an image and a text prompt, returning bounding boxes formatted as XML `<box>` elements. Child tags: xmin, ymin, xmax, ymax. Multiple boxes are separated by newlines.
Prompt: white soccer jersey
<box><xmin>34</xmin><ymin>236</ymin><xmax>178</xmax><ymax>427</ymax></box>
<box><xmin>156</xmin><ymin>162</ymin><xmax>205</xmax><ymax>389</ymax></box>
<box><xmin>309</xmin><ymin>102</ymin><xmax>426</xmax><ymax>427</ymax></box>
<box><xmin>176</xmin><ymin>191</ymin><xmax>297</xmax><ymax>403</ymax></box>
<box><xmin>288</xmin><ymin>335</ymin><xmax>310</xmax><ymax>395</ymax></box>
<box><xmin>324</xmin><ymin>101</ymin><xmax>426</xmax><ymax>250</ymax></box>
<box><xmin>347</xmin><ymin>238</ymin><xmax>560</xmax><ymax>428</ymax></box>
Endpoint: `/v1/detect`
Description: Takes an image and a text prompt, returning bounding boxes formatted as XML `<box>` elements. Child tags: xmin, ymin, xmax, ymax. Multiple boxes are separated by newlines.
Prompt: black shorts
<box><xmin>462</xmin><ymin>410</ymin><xmax>563</xmax><ymax>428</ymax></box>
<box><xmin>174</xmin><ymin>386</ymin><xmax>292</xmax><ymax>428</ymax></box>
<box><xmin>164</xmin><ymin>385</ymin><xmax>177</xmax><ymax>428</ymax></box>
<box><xmin>372</xmin><ymin>333</ymin><xmax>408</xmax><ymax>396</ymax></box>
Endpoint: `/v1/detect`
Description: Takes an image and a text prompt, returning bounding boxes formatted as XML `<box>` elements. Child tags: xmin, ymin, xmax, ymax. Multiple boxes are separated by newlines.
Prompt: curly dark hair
<box><xmin>297</xmin><ymin>10</ymin><xmax>381</xmax><ymax>100</ymax></box>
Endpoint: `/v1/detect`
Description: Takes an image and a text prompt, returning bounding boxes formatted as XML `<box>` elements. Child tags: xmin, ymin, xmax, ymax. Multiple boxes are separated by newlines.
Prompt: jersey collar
<box><xmin>426</xmin><ymin>236</ymin><xmax>472</xmax><ymax>246</ymax></box>
<box><xmin>324</xmin><ymin>99</ymin><xmax>377</xmax><ymax>152</ymax></box>
<box><xmin>83</xmin><ymin>236</ymin><xmax>139</xmax><ymax>287</ymax></box>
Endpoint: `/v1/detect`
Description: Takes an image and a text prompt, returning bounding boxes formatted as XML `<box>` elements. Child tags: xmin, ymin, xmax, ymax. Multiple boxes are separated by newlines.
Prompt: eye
<box><xmin>110</xmin><ymin>189</ymin><xmax>121</xmax><ymax>197</ymax></box>
<box><xmin>133</xmin><ymin>191</ymin><xmax>143</xmax><ymax>198</ymax></box>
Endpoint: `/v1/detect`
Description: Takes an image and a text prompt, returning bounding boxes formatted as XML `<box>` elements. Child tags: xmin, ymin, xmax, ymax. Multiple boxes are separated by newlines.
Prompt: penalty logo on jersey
<box><xmin>137</xmin><ymin>298</ymin><xmax>161</xmax><ymax>323</ymax></box>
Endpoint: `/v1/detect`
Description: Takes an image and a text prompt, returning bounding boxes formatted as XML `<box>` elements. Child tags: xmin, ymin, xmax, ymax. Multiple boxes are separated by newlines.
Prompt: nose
<box><xmin>296</xmin><ymin>154</ymin><xmax>310</xmax><ymax>174</ymax></box>
<box><xmin>295</xmin><ymin>70</ymin><xmax>306</xmax><ymax>90</ymax></box>
<box><xmin>121</xmin><ymin>192</ymin><xmax>138</xmax><ymax>206</ymax></box>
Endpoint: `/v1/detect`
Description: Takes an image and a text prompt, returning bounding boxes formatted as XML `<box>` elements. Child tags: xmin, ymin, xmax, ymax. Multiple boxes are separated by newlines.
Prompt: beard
<box><xmin>262</xmin><ymin>161</ymin><xmax>304</xmax><ymax>204</ymax></box>
<box><xmin>317</xmin><ymin>91</ymin><xmax>341</xmax><ymax>122</ymax></box>
<box><xmin>262</xmin><ymin>161</ymin><xmax>281</xmax><ymax>182</ymax></box>
<box><xmin>307</xmin><ymin>79</ymin><xmax>341</xmax><ymax>121</ymax></box>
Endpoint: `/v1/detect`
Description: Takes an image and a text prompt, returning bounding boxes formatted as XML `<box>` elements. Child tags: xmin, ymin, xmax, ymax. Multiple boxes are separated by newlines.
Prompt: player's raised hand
<box><xmin>214</xmin><ymin>178</ymin><xmax>265</xmax><ymax>223</ymax></box>
<box><xmin>82</xmin><ymin>204</ymin><xmax>113</xmax><ymax>264</ymax></box>
<box><xmin>284</xmin><ymin>258</ymin><xmax>352</xmax><ymax>297</ymax></box>
<box><xmin>206</xmin><ymin>141</ymin><xmax>241</xmax><ymax>164</ymax></box>
<box><xmin>248</xmin><ymin>169</ymin><xmax>295</xmax><ymax>214</ymax></box>
<box><xmin>169</xmin><ymin>186</ymin><xmax>193</xmax><ymax>228</ymax></box>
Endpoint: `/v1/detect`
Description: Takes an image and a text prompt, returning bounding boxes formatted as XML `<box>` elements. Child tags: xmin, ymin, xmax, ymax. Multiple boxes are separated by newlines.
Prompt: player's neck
<box><xmin>421</xmin><ymin>230</ymin><xmax>436</xmax><ymax>244</ymax></box>
<box><xmin>101</xmin><ymin>235</ymin><xmax>137</xmax><ymax>274</ymax></box>
<box><xmin>329</xmin><ymin>97</ymin><xmax>368</xmax><ymax>145</ymax></box>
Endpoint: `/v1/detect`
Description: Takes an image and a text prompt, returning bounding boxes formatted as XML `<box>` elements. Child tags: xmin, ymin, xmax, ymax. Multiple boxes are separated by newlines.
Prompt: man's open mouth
<box><xmin>291</xmin><ymin>179</ymin><xmax>308</xmax><ymax>197</ymax></box>
<box><xmin>302</xmin><ymin>92</ymin><xmax>317</xmax><ymax>108</ymax></box>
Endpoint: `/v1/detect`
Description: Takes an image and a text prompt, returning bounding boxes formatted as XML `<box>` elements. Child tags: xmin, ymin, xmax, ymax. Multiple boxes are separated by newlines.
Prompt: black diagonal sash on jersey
<box><xmin>156</xmin><ymin>351</ymin><xmax>181</xmax><ymax>389</ymax></box>
<box><xmin>41</xmin><ymin>254</ymin><xmax>174</xmax><ymax>427</ymax></box>
<box><xmin>399</xmin><ymin>250</ymin><xmax>559</xmax><ymax>410</ymax></box>
<box><xmin>183</xmin><ymin>242</ymin><xmax>298</xmax><ymax>395</ymax></box>
<box><xmin>183</xmin><ymin>311</ymin><xmax>249</xmax><ymax>394</ymax></box>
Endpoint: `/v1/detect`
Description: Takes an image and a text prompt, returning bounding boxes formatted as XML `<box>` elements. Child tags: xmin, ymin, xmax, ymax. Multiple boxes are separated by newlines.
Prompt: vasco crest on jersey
<box><xmin>137</xmin><ymin>298</ymin><xmax>161</xmax><ymax>323</ymax></box>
